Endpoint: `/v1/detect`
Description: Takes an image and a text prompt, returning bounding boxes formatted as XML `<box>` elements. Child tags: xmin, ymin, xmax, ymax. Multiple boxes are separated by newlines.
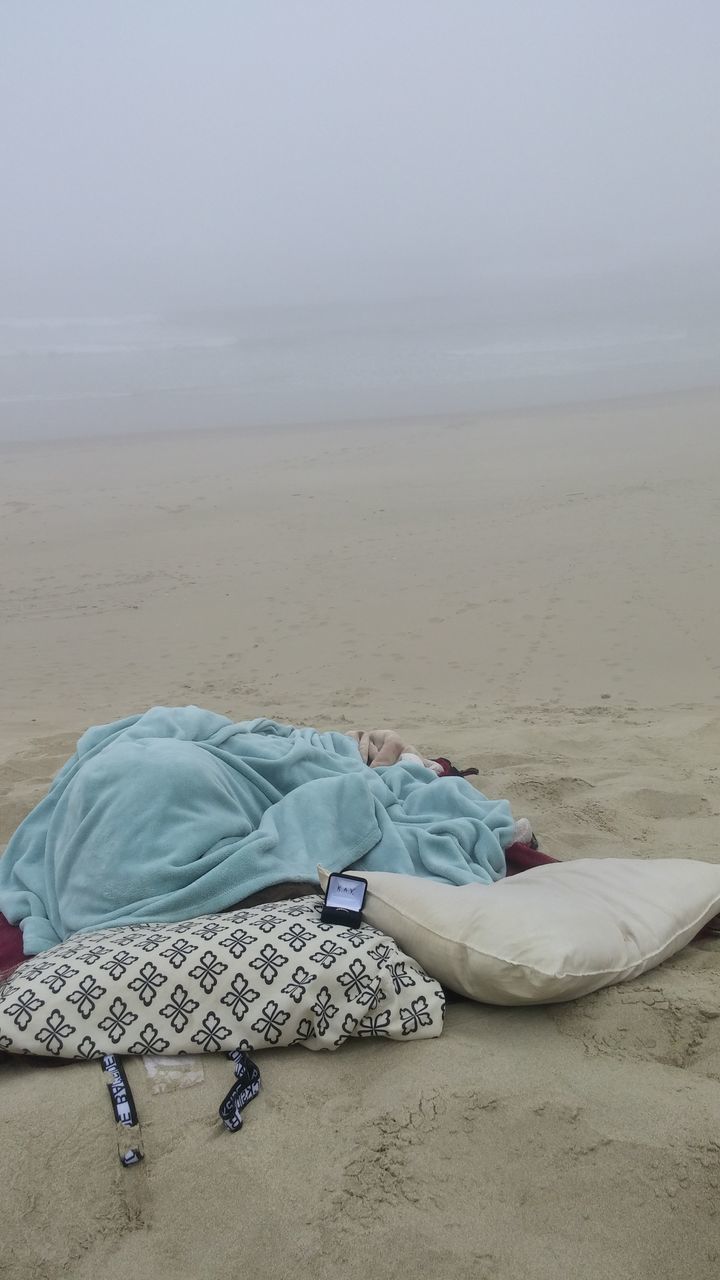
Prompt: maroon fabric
<box><xmin>504</xmin><ymin>842</ymin><xmax>560</xmax><ymax>876</ymax></box>
<box><xmin>0</xmin><ymin>911</ymin><xmax>25</xmax><ymax>982</ymax></box>
<box><xmin>433</xmin><ymin>757</ymin><xmax>479</xmax><ymax>779</ymax></box>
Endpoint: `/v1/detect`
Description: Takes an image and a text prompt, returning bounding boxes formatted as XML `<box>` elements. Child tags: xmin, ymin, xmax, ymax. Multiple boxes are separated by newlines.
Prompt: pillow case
<box><xmin>320</xmin><ymin>859</ymin><xmax>720</xmax><ymax>1005</ymax></box>
<box><xmin>0</xmin><ymin>897</ymin><xmax>444</xmax><ymax>1058</ymax></box>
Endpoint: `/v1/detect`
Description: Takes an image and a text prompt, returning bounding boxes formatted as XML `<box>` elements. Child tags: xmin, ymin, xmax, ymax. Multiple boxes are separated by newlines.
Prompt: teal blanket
<box><xmin>0</xmin><ymin>706</ymin><xmax>515</xmax><ymax>955</ymax></box>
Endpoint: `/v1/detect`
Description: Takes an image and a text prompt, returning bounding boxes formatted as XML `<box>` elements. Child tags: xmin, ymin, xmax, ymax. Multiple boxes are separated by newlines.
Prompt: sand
<box><xmin>1</xmin><ymin>388</ymin><xmax>719</xmax><ymax>1279</ymax></box>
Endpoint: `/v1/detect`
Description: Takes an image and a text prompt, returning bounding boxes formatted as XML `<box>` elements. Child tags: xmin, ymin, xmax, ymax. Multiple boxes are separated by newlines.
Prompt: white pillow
<box><xmin>0</xmin><ymin>897</ymin><xmax>445</xmax><ymax>1057</ymax></box>
<box><xmin>320</xmin><ymin>860</ymin><xmax>720</xmax><ymax>1005</ymax></box>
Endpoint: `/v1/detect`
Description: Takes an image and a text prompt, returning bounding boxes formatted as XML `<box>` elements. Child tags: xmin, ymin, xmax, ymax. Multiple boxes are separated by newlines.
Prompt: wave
<box><xmin>0</xmin><ymin>384</ymin><xmax>229</xmax><ymax>405</ymax></box>
<box><xmin>0</xmin><ymin>314</ymin><xmax>158</xmax><ymax>329</ymax></box>
<box><xmin>0</xmin><ymin>314</ymin><xmax>240</xmax><ymax>357</ymax></box>
<box><xmin>447</xmin><ymin>330</ymin><xmax>687</xmax><ymax>358</ymax></box>
<box><xmin>0</xmin><ymin>336</ymin><xmax>238</xmax><ymax>358</ymax></box>
<box><xmin>0</xmin><ymin>325</ymin><xmax>688</xmax><ymax>361</ymax></box>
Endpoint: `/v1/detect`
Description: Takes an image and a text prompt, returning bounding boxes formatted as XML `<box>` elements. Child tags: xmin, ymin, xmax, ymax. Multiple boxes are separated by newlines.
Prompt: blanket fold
<box><xmin>0</xmin><ymin>706</ymin><xmax>515</xmax><ymax>954</ymax></box>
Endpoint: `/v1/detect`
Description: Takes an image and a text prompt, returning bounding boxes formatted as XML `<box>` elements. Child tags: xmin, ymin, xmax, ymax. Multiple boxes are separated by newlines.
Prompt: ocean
<box><xmin>1</xmin><ymin>301</ymin><xmax>719</xmax><ymax>441</ymax></box>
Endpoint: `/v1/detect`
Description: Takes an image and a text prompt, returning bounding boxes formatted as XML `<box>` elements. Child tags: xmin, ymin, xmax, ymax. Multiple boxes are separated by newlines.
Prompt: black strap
<box><xmin>100</xmin><ymin>1055</ymin><xmax>144</xmax><ymax>1166</ymax></box>
<box><xmin>219</xmin><ymin>1049</ymin><xmax>262</xmax><ymax>1132</ymax></box>
<box><xmin>100</xmin><ymin>1048</ymin><xmax>260</xmax><ymax>1154</ymax></box>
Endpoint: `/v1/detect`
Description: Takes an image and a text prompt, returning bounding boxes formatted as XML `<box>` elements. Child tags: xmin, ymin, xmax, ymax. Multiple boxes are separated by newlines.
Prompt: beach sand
<box><xmin>1</xmin><ymin>388</ymin><xmax>719</xmax><ymax>1278</ymax></box>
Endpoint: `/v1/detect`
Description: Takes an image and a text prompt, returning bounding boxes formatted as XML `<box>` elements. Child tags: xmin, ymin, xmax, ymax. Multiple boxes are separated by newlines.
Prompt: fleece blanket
<box><xmin>0</xmin><ymin>706</ymin><xmax>515</xmax><ymax>955</ymax></box>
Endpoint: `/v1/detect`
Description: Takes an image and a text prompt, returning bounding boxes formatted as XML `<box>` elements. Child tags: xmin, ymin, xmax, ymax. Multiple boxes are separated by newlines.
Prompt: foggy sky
<box><xmin>2</xmin><ymin>0</ymin><xmax>720</xmax><ymax>316</ymax></box>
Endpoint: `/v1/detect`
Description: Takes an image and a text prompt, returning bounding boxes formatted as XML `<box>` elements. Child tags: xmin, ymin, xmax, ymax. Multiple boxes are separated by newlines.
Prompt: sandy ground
<box><xmin>1</xmin><ymin>388</ymin><xmax>719</xmax><ymax>1279</ymax></box>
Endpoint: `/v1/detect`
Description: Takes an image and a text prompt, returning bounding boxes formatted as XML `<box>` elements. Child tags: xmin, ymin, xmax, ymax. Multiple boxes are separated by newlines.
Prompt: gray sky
<box><xmin>2</xmin><ymin>0</ymin><xmax>720</xmax><ymax>315</ymax></box>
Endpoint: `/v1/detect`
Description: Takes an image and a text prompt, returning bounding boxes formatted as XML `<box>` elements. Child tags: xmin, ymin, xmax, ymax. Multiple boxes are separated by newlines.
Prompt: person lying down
<box><xmin>0</xmin><ymin>706</ymin><xmax>531</xmax><ymax>957</ymax></box>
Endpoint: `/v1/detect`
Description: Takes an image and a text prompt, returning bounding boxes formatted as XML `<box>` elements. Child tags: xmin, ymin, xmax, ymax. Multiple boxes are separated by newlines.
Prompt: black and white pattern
<box><xmin>0</xmin><ymin>898</ymin><xmax>445</xmax><ymax>1058</ymax></box>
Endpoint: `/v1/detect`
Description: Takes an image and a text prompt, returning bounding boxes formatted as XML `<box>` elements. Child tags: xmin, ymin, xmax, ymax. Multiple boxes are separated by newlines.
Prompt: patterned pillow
<box><xmin>0</xmin><ymin>897</ymin><xmax>444</xmax><ymax>1059</ymax></box>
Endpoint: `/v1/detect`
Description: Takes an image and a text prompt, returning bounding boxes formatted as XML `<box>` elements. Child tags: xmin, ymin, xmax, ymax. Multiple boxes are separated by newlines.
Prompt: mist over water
<box><xmin>2</xmin><ymin>296</ymin><xmax>720</xmax><ymax>441</ymax></box>
<box><xmin>2</xmin><ymin>2</ymin><xmax>719</xmax><ymax>441</ymax></box>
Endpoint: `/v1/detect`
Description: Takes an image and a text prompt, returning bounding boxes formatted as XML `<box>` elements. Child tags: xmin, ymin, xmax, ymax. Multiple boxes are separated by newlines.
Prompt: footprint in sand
<box><xmin>549</xmin><ymin>979</ymin><xmax>720</xmax><ymax>1076</ymax></box>
<box><xmin>313</xmin><ymin>1087</ymin><xmax>720</xmax><ymax>1273</ymax></box>
<box><xmin>628</xmin><ymin>788</ymin><xmax>709</xmax><ymax>820</ymax></box>
<box><xmin>509</xmin><ymin>775</ymin><xmax>594</xmax><ymax>807</ymax></box>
